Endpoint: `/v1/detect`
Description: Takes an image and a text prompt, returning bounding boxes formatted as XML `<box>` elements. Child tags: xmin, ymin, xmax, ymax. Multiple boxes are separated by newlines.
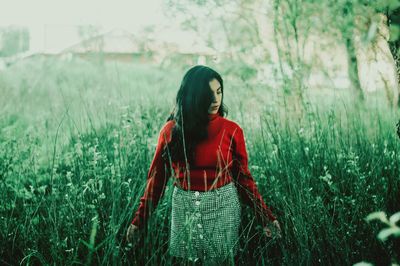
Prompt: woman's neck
<box><xmin>208</xmin><ymin>112</ymin><xmax>220</xmax><ymax>121</ymax></box>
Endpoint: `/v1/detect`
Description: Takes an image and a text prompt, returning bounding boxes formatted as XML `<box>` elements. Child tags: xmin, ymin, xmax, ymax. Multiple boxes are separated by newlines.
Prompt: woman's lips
<box><xmin>211</xmin><ymin>106</ymin><xmax>219</xmax><ymax>109</ymax></box>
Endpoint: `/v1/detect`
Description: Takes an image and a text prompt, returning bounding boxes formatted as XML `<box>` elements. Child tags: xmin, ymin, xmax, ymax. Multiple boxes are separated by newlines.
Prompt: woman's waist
<box><xmin>174</xmin><ymin>167</ymin><xmax>231</xmax><ymax>177</ymax></box>
<box><xmin>173</xmin><ymin>170</ymin><xmax>234</xmax><ymax>192</ymax></box>
<box><xmin>173</xmin><ymin>179</ymin><xmax>237</xmax><ymax>197</ymax></box>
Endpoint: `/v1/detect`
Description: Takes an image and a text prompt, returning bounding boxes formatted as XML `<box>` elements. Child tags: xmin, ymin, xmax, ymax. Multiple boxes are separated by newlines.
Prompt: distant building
<box><xmin>0</xmin><ymin>27</ymin><xmax>218</xmax><ymax>69</ymax></box>
<box><xmin>59</xmin><ymin>28</ymin><xmax>216</xmax><ymax>66</ymax></box>
<box><xmin>60</xmin><ymin>28</ymin><xmax>149</xmax><ymax>63</ymax></box>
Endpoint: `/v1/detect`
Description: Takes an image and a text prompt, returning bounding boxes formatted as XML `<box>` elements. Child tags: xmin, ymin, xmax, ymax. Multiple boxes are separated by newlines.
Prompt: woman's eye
<box><xmin>217</xmin><ymin>91</ymin><xmax>222</xmax><ymax>94</ymax></box>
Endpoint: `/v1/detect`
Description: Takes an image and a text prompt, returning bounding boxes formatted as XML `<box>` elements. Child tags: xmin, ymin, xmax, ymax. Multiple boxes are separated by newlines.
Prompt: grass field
<box><xmin>0</xmin><ymin>57</ymin><xmax>399</xmax><ymax>265</ymax></box>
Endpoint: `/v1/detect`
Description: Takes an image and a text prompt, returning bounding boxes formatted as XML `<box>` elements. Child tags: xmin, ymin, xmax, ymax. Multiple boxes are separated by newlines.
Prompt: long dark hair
<box><xmin>162</xmin><ymin>65</ymin><xmax>228</xmax><ymax>165</ymax></box>
<box><xmin>397</xmin><ymin>120</ymin><xmax>400</xmax><ymax>139</ymax></box>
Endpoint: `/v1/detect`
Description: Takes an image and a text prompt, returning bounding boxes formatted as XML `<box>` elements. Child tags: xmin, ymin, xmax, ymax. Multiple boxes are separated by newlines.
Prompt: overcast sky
<box><xmin>0</xmin><ymin>0</ymin><xmax>199</xmax><ymax>53</ymax></box>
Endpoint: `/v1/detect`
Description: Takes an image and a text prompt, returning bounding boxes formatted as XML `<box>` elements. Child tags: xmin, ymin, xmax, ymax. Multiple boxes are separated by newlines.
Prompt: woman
<box><xmin>126</xmin><ymin>65</ymin><xmax>282</xmax><ymax>264</ymax></box>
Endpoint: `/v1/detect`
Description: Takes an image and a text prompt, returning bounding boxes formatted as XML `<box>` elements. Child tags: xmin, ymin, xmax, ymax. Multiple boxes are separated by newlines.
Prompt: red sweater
<box><xmin>131</xmin><ymin>113</ymin><xmax>277</xmax><ymax>228</ymax></box>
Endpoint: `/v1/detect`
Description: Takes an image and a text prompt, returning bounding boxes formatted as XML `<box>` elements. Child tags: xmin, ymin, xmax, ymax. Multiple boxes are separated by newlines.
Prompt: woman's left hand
<box><xmin>263</xmin><ymin>220</ymin><xmax>282</xmax><ymax>239</ymax></box>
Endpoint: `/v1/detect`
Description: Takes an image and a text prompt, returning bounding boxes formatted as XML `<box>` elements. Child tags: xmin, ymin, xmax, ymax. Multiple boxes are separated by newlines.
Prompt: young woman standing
<box><xmin>126</xmin><ymin>65</ymin><xmax>282</xmax><ymax>264</ymax></box>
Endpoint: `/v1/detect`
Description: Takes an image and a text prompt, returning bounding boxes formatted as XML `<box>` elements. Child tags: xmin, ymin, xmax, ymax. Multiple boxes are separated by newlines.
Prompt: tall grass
<box><xmin>0</xmin><ymin>58</ymin><xmax>399</xmax><ymax>265</ymax></box>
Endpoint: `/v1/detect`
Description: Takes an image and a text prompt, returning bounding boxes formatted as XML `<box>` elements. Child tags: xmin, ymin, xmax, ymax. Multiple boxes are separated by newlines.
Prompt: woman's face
<box><xmin>208</xmin><ymin>78</ymin><xmax>222</xmax><ymax>114</ymax></box>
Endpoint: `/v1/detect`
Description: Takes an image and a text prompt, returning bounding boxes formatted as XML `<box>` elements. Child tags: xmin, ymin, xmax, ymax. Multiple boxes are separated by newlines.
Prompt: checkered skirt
<box><xmin>168</xmin><ymin>182</ymin><xmax>241</xmax><ymax>262</ymax></box>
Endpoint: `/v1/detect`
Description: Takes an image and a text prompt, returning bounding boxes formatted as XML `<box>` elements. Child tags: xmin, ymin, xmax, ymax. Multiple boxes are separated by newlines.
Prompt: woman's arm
<box><xmin>131</xmin><ymin>122</ymin><xmax>173</xmax><ymax>229</ymax></box>
<box><xmin>231</xmin><ymin>126</ymin><xmax>276</xmax><ymax>228</ymax></box>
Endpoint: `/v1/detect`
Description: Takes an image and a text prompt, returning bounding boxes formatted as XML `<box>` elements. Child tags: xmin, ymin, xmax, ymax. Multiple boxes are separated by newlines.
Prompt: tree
<box><xmin>163</xmin><ymin>0</ymin><xmax>400</xmax><ymax>109</ymax></box>
<box><xmin>0</xmin><ymin>26</ymin><xmax>30</xmax><ymax>57</ymax></box>
<box><xmin>386</xmin><ymin>3</ymin><xmax>400</xmax><ymax>106</ymax></box>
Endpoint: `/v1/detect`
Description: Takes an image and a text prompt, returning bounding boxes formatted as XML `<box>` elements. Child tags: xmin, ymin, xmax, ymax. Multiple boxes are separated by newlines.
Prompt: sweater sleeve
<box><xmin>131</xmin><ymin>122</ymin><xmax>173</xmax><ymax>229</ymax></box>
<box><xmin>231</xmin><ymin>126</ymin><xmax>276</xmax><ymax>227</ymax></box>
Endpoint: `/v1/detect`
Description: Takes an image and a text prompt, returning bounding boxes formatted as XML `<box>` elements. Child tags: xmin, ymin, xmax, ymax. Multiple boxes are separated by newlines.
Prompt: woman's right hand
<box><xmin>263</xmin><ymin>220</ymin><xmax>282</xmax><ymax>239</ymax></box>
<box><xmin>126</xmin><ymin>224</ymin><xmax>139</xmax><ymax>243</ymax></box>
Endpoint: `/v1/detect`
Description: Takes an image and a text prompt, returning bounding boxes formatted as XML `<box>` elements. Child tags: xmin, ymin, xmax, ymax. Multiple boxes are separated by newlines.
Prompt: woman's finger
<box><xmin>263</xmin><ymin>227</ymin><xmax>272</xmax><ymax>237</ymax></box>
<box><xmin>273</xmin><ymin>223</ymin><xmax>282</xmax><ymax>238</ymax></box>
<box><xmin>126</xmin><ymin>230</ymin><xmax>131</xmax><ymax>242</ymax></box>
<box><xmin>127</xmin><ymin>226</ymin><xmax>134</xmax><ymax>243</ymax></box>
<box><xmin>273</xmin><ymin>221</ymin><xmax>282</xmax><ymax>232</ymax></box>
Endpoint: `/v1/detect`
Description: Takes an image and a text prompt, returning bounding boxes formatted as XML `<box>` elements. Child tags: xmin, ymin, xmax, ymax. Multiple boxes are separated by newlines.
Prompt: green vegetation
<box><xmin>0</xmin><ymin>26</ymin><xmax>30</xmax><ymax>57</ymax></box>
<box><xmin>0</xmin><ymin>58</ymin><xmax>399</xmax><ymax>265</ymax></box>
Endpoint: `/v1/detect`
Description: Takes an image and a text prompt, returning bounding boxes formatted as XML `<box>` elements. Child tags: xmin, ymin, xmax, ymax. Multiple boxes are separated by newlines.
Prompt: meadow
<box><xmin>0</xmin><ymin>57</ymin><xmax>399</xmax><ymax>265</ymax></box>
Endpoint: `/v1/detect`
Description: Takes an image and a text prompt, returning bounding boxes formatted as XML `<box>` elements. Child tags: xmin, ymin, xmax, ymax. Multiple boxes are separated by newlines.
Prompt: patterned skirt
<box><xmin>168</xmin><ymin>181</ymin><xmax>241</xmax><ymax>263</ymax></box>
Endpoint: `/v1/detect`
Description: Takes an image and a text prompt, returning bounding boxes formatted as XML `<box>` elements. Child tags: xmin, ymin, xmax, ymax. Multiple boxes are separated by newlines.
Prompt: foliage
<box><xmin>365</xmin><ymin>211</ymin><xmax>400</xmax><ymax>241</ymax></box>
<box><xmin>164</xmin><ymin>0</ymin><xmax>400</xmax><ymax>108</ymax></box>
<box><xmin>0</xmin><ymin>58</ymin><xmax>399</xmax><ymax>265</ymax></box>
<box><xmin>0</xmin><ymin>26</ymin><xmax>30</xmax><ymax>57</ymax></box>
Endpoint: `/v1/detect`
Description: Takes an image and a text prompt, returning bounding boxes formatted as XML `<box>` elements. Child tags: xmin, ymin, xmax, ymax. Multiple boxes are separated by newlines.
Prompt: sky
<box><xmin>0</xmin><ymin>0</ymin><xmax>199</xmax><ymax>53</ymax></box>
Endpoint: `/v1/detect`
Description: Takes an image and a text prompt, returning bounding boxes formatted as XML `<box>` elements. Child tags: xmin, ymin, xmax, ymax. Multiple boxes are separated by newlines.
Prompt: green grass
<box><xmin>0</xmin><ymin>57</ymin><xmax>399</xmax><ymax>265</ymax></box>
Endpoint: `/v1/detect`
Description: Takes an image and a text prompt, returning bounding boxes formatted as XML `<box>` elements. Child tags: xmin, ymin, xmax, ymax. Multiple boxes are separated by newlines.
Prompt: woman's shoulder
<box><xmin>220</xmin><ymin>116</ymin><xmax>243</xmax><ymax>132</ymax></box>
<box><xmin>158</xmin><ymin>120</ymin><xmax>175</xmax><ymax>143</ymax></box>
<box><xmin>160</xmin><ymin>120</ymin><xmax>175</xmax><ymax>134</ymax></box>
<box><xmin>162</xmin><ymin>119</ymin><xmax>176</xmax><ymax>130</ymax></box>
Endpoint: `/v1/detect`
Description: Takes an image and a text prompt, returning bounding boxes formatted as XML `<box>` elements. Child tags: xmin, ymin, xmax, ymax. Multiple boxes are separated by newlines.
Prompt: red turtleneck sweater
<box><xmin>131</xmin><ymin>113</ymin><xmax>277</xmax><ymax>229</ymax></box>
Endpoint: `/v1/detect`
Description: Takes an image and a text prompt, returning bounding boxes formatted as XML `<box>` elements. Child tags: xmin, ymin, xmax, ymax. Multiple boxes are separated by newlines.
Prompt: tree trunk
<box><xmin>345</xmin><ymin>35</ymin><xmax>365</xmax><ymax>103</ymax></box>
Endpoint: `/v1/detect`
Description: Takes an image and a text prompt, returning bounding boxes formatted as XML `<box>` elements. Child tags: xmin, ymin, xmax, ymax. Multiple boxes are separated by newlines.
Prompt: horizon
<box><xmin>0</xmin><ymin>0</ymin><xmax>205</xmax><ymax>53</ymax></box>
